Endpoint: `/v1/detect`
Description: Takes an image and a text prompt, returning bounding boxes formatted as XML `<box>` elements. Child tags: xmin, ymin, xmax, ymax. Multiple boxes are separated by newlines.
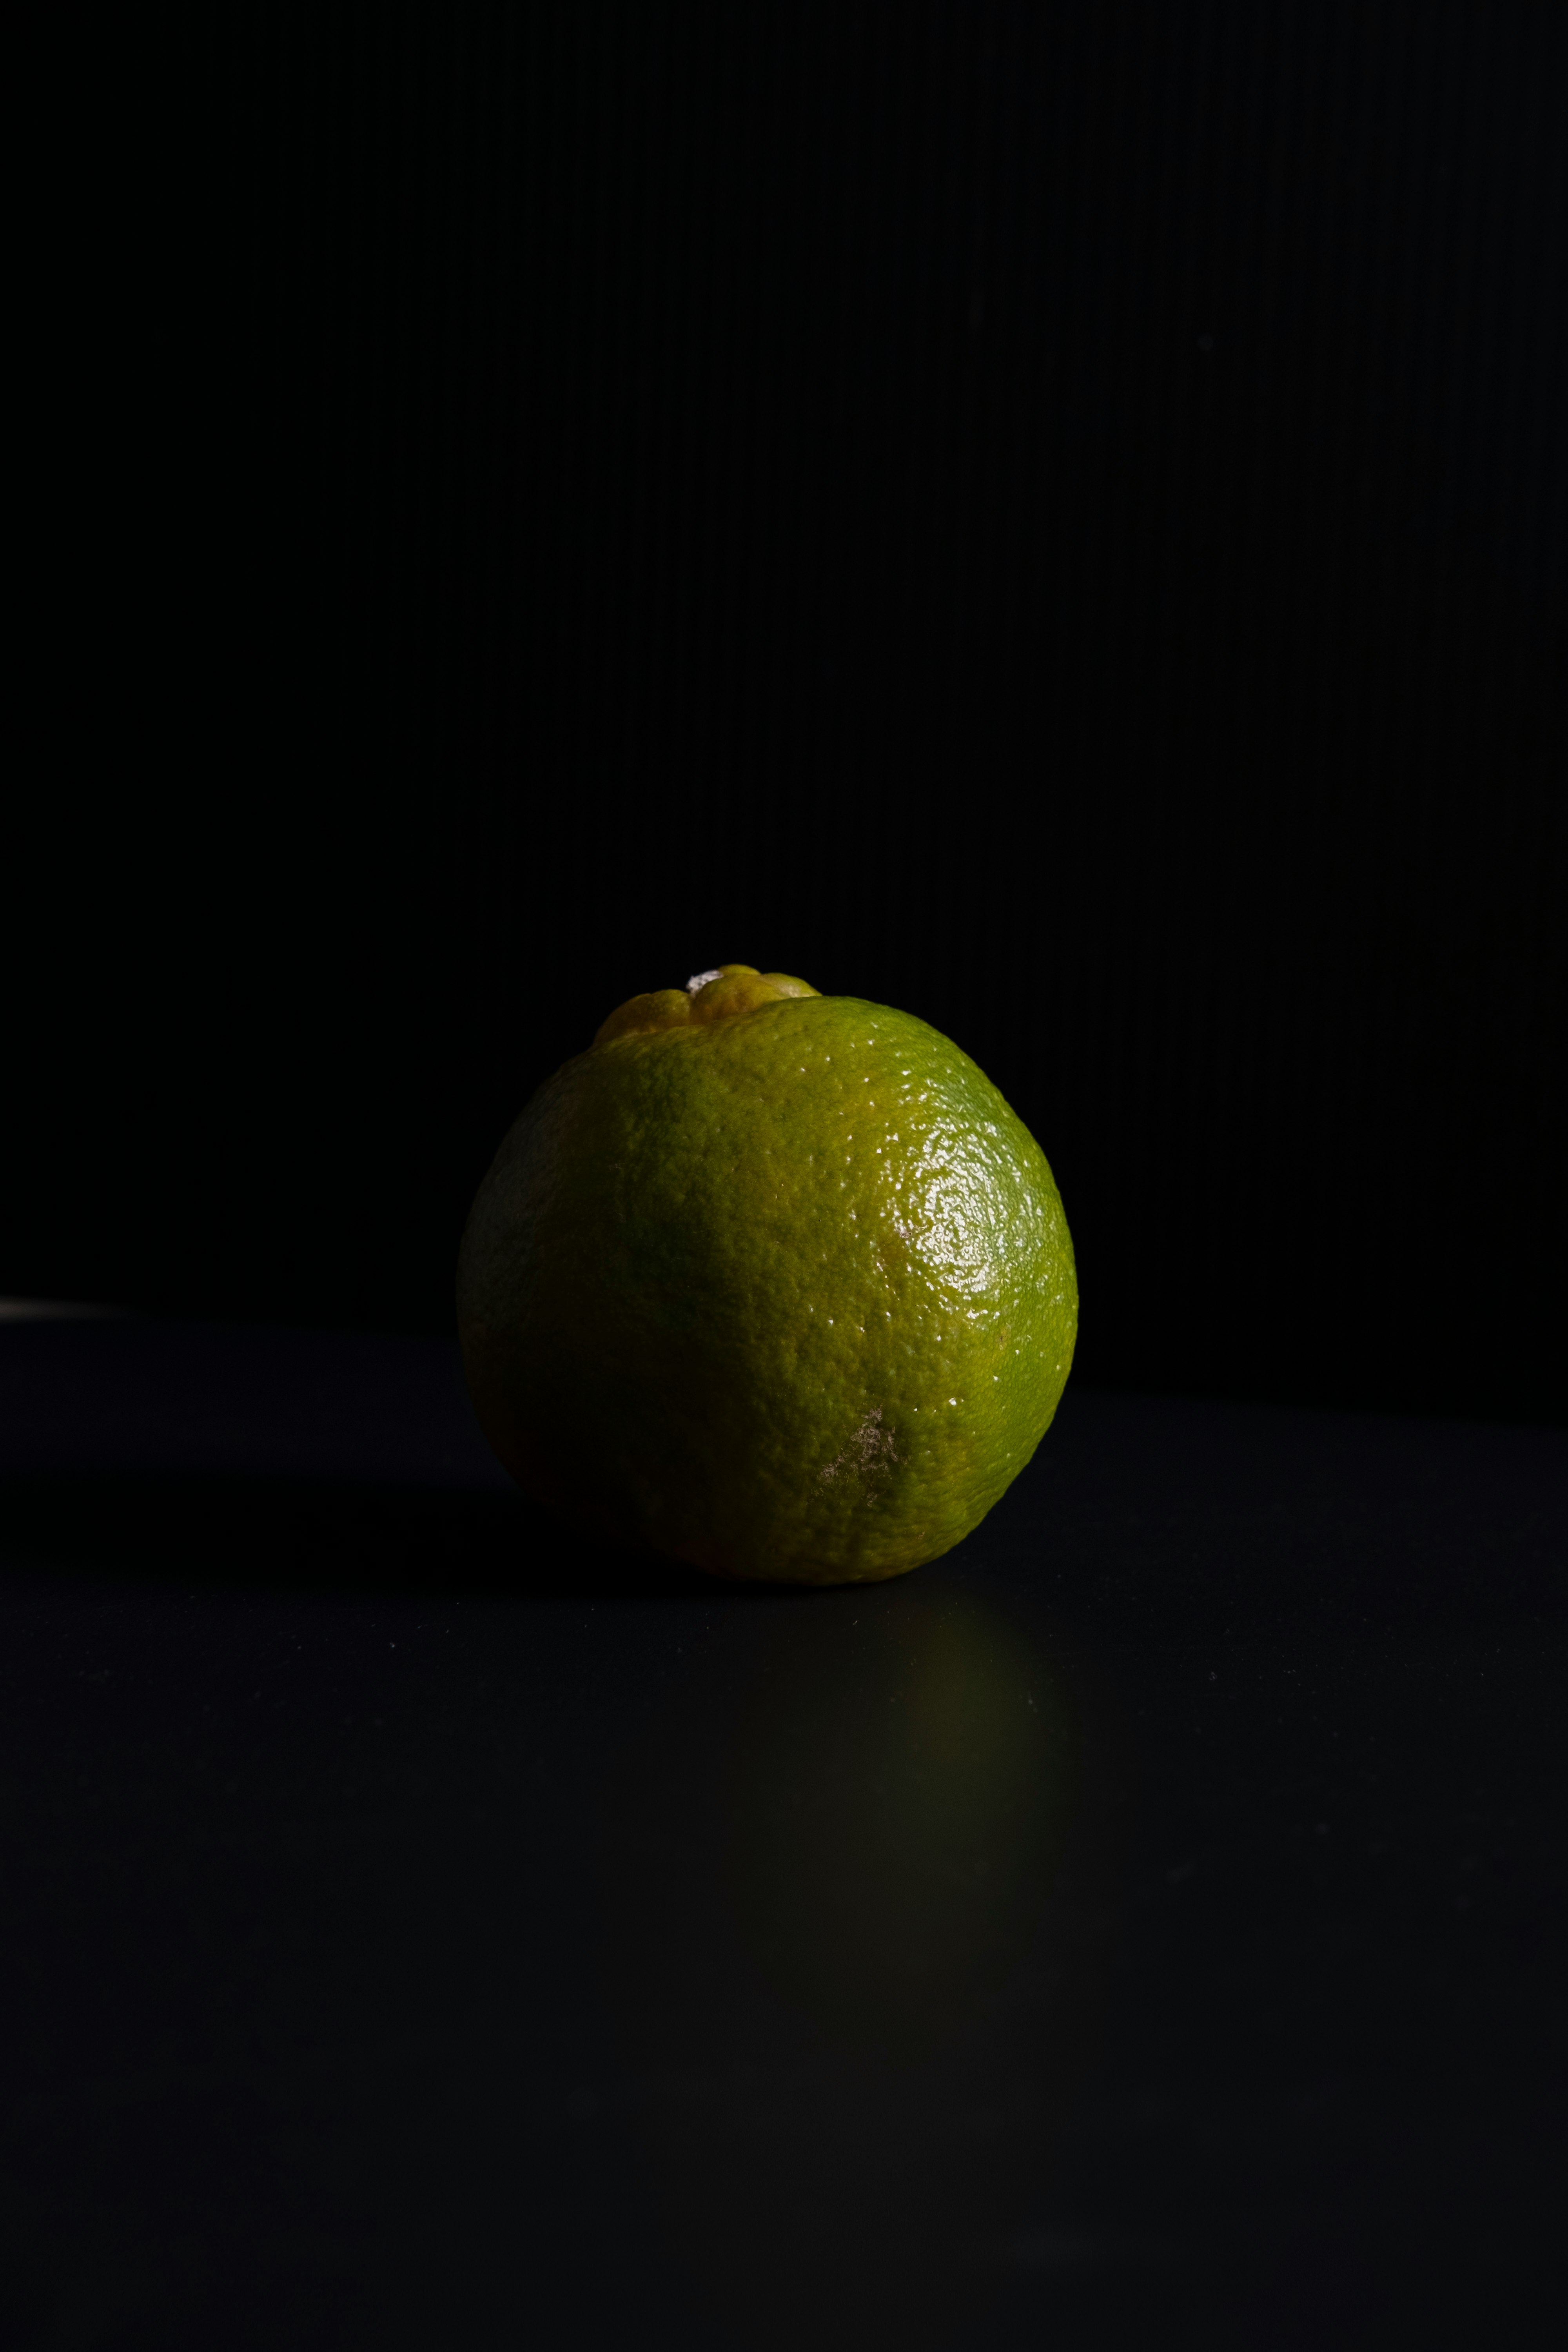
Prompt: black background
<box><xmin>12</xmin><ymin>0</ymin><xmax>1566</xmax><ymax>1420</ymax></box>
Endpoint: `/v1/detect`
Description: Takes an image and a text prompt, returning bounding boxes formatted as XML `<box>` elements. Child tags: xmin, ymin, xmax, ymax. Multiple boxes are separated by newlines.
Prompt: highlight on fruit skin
<box><xmin>457</xmin><ymin>964</ymin><xmax>1078</xmax><ymax>1586</ymax></box>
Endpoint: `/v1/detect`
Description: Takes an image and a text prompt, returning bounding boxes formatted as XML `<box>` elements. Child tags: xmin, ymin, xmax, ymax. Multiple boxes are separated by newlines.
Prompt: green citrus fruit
<box><xmin>456</xmin><ymin>965</ymin><xmax>1077</xmax><ymax>1585</ymax></box>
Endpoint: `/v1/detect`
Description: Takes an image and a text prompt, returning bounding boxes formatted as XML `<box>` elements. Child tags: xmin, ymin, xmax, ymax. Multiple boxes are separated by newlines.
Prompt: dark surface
<box><xmin>1</xmin><ymin>1317</ymin><xmax>1564</xmax><ymax>2350</ymax></box>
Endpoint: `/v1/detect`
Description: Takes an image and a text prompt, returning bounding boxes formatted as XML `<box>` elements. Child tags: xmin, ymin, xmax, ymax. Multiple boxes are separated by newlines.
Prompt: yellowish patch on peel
<box><xmin>595</xmin><ymin>967</ymin><xmax>820</xmax><ymax>1045</ymax></box>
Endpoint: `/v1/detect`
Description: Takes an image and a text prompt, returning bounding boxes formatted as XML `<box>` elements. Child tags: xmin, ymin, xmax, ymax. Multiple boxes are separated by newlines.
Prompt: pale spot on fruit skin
<box><xmin>820</xmin><ymin>1407</ymin><xmax>899</xmax><ymax>1490</ymax></box>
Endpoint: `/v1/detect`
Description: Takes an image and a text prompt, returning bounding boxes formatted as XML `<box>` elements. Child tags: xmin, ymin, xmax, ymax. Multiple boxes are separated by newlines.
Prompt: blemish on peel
<box><xmin>820</xmin><ymin>1407</ymin><xmax>899</xmax><ymax>1490</ymax></box>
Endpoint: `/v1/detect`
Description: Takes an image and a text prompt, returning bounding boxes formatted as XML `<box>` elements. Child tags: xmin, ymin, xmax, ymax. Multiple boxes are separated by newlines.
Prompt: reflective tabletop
<box><xmin>1</xmin><ymin>1319</ymin><xmax>1563</xmax><ymax>2350</ymax></box>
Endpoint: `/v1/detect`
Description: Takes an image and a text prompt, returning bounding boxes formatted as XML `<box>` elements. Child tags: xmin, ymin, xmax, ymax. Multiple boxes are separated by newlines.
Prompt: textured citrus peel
<box><xmin>459</xmin><ymin>972</ymin><xmax>1078</xmax><ymax>1584</ymax></box>
<box><xmin>594</xmin><ymin>964</ymin><xmax>820</xmax><ymax>1046</ymax></box>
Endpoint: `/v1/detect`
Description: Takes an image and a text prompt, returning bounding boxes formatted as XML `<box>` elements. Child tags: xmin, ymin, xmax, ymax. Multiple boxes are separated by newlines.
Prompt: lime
<box><xmin>457</xmin><ymin>965</ymin><xmax>1076</xmax><ymax>1584</ymax></box>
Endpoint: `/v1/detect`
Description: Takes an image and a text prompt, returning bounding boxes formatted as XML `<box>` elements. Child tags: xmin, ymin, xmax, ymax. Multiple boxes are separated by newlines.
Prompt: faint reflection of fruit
<box><xmin>724</xmin><ymin>1589</ymin><xmax>1074</xmax><ymax>2054</ymax></box>
<box><xmin>592</xmin><ymin>1584</ymin><xmax>1117</xmax><ymax>2352</ymax></box>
